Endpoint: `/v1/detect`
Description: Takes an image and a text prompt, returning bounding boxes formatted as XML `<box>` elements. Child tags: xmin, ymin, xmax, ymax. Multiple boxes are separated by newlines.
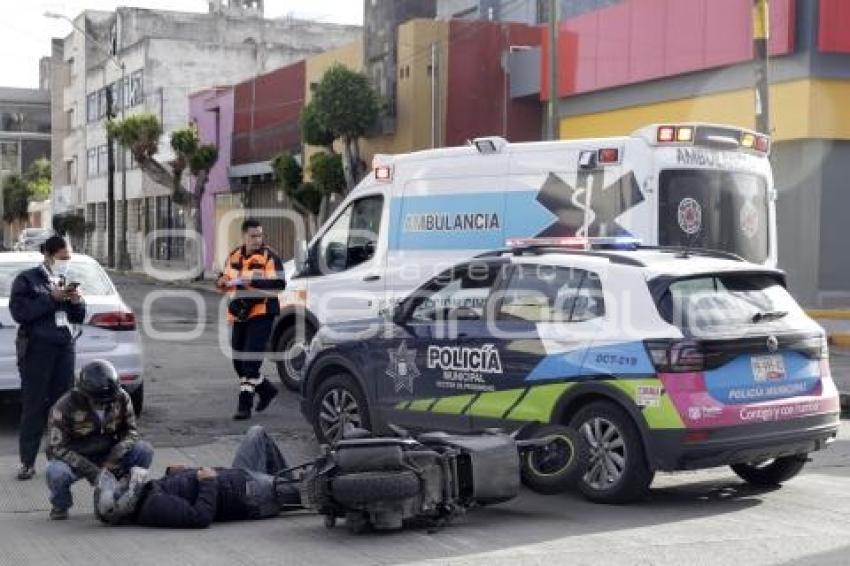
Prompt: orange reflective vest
<box><xmin>219</xmin><ymin>245</ymin><xmax>285</xmax><ymax>323</ymax></box>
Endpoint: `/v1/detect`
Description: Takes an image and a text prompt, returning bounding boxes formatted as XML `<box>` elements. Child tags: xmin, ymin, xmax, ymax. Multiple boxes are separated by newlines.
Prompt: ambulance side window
<box><xmin>315</xmin><ymin>195</ymin><xmax>383</xmax><ymax>274</ymax></box>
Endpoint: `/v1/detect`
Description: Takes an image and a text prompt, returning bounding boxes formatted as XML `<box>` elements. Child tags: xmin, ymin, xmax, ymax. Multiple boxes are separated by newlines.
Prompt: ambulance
<box><xmin>272</xmin><ymin>123</ymin><xmax>776</xmax><ymax>390</ymax></box>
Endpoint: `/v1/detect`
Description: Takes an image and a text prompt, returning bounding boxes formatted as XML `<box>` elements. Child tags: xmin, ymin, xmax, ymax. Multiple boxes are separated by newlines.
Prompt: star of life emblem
<box><xmin>677</xmin><ymin>197</ymin><xmax>702</xmax><ymax>235</ymax></box>
<box><xmin>386</xmin><ymin>341</ymin><xmax>420</xmax><ymax>394</ymax></box>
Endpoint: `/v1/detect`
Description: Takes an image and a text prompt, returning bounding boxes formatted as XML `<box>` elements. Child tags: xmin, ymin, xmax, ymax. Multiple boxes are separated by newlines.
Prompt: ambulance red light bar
<box><xmin>598</xmin><ymin>147</ymin><xmax>620</xmax><ymax>164</ymax></box>
<box><xmin>657</xmin><ymin>125</ymin><xmax>694</xmax><ymax>144</ymax></box>
<box><xmin>505</xmin><ymin>236</ymin><xmax>641</xmax><ymax>250</ymax></box>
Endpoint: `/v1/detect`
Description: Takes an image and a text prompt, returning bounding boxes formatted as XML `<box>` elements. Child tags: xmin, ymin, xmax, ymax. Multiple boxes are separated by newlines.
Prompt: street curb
<box><xmin>807</xmin><ymin>309</ymin><xmax>850</xmax><ymax>320</ymax></box>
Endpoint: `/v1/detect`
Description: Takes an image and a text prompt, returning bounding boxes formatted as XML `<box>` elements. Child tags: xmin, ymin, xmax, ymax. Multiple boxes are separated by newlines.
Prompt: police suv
<box><xmin>300</xmin><ymin>238</ymin><xmax>839</xmax><ymax>503</ymax></box>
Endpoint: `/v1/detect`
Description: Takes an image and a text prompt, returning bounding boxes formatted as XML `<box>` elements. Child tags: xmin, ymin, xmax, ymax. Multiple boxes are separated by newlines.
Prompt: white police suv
<box><xmin>300</xmin><ymin>238</ymin><xmax>839</xmax><ymax>503</ymax></box>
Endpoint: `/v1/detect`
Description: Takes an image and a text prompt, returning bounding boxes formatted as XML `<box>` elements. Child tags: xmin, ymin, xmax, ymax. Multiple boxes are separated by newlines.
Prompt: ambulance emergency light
<box><xmin>657</xmin><ymin>124</ymin><xmax>769</xmax><ymax>154</ymax></box>
<box><xmin>372</xmin><ymin>155</ymin><xmax>393</xmax><ymax>181</ymax></box>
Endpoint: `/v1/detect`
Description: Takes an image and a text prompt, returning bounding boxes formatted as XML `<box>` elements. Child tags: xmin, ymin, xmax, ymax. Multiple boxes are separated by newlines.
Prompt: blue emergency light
<box><xmin>505</xmin><ymin>236</ymin><xmax>642</xmax><ymax>251</ymax></box>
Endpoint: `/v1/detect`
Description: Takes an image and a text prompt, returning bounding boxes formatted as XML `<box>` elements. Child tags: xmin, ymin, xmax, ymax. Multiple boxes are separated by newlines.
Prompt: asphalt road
<box><xmin>1</xmin><ymin>273</ymin><xmax>849</xmax><ymax>566</ymax></box>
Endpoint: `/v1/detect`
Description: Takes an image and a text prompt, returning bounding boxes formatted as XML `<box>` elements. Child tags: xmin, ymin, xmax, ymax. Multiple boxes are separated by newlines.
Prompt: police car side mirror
<box><xmin>294</xmin><ymin>239</ymin><xmax>309</xmax><ymax>274</ymax></box>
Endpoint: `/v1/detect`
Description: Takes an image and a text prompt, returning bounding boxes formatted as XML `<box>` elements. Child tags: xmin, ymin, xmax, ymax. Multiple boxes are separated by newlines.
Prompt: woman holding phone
<box><xmin>10</xmin><ymin>236</ymin><xmax>86</xmax><ymax>480</ymax></box>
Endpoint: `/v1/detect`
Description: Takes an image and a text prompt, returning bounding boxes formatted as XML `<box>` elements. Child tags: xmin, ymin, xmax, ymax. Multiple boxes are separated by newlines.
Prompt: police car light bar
<box><xmin>505</xmin><ymin>236</ymin><xmax>642</xmax><ymax>251</ymax></box>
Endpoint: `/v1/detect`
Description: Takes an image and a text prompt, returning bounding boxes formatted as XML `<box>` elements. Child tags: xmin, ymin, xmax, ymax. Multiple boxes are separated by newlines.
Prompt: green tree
<box><xmin>108</xmin><ymin>114</ymin><xmax>218</xmax><ymax>274</ymax></box>
<box><xmin>308</xmin><ymin>152</ymin><xmax>345</xmax><ymax>196</ymax></box>
<box><xmin>24</xmin><ymin>157</ymin><xmax>51</xmax><ymax>202</ymax></box>
<box><xmin>2</xmin><ymin>174</ymin><xmax>30</xmax><ymax>223</ymax></box>
<box><xmin>300</xmin><ymin>102</ymin><xmax>335</xmax><ymax>152</ymax></box>
<box><xmin>271</xmin><ymin>152</ymin><xmax>319</xmax><ymax>236</ymax></box>
<box><xmin>308</xmin><ymin>65</ymin><xmax>379</xmax><ymax>191</ymax></box>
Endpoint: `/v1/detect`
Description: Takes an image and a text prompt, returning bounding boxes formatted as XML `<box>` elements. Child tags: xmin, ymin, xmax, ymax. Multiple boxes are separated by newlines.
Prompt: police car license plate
<box><xmin>751</xmin><ymin>354</ymin><xmax>785</xmax><ymax>382</ymax></box>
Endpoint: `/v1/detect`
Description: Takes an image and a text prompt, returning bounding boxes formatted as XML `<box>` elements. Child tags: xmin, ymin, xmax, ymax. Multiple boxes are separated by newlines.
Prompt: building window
<box><xmin>0</xmin><ymin>141</ymin><xmax>19</xmax><ymax>173</ymax></box>
<box><xmin>97</xmin><ymin>145</ymin><xmax>108</xmax><ymax>175</ymax></box>
<box><xmin>87</xmin><ymin>148</ymin><xmax>97</xmax><ymax>177</ymax></box>
<box><xmin>128</xmin><ymin>70</ymin><xmax>143</xmax><ymax>107</ymax></box>
<box><xmin>66</xmin><ymin>157</ymin><xmax>77</xmax><ymax>184</ymax></box>
<box><xmin>87</xmin><ymin>93</ymin><xmax>97</xmax><ymax>123</ymax></box>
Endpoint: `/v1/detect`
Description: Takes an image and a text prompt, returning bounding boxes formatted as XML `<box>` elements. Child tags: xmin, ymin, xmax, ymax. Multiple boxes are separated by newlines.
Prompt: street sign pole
<box><xmin>753</xmin><ymin>0</ymin><xmax>771</xmax><ymax>135</ymax></box>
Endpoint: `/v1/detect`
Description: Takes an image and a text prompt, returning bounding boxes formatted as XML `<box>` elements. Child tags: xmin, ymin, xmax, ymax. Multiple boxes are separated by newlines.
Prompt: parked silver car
<box><xmin>13</xmin><ymin>228</ymin><xmax>53</xmax><ymax>252</ymax></box>
<box><xmin>0</xmin><ymin>252</ymin><xmax>145</xmax><ymax>412</ymax></box>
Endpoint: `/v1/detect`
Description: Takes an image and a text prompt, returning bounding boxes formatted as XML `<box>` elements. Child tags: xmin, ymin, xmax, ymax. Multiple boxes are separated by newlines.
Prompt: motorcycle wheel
<box><xmin>521</xmin><ymin>424</ymin><xmax>587</xmax><ymax>495</ymax></box>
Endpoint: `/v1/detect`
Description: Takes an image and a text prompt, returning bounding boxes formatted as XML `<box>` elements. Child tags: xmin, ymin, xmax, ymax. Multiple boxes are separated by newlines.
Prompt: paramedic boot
<box><xmin>255</xmin><ymin>378</ymin><xmax>279</xmax><ymax>413</ymax></box>
<box><xmin>233</xmin><ymin>390</ymin><xmax>254</xmax><ymax>420</ymax></box>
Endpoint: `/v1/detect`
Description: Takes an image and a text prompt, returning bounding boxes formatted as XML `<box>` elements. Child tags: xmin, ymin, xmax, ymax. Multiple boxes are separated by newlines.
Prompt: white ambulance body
<box><xmin>274</xmin><ymin>123</ymin><xmax>776</xmax><ymax>388</ymax></box>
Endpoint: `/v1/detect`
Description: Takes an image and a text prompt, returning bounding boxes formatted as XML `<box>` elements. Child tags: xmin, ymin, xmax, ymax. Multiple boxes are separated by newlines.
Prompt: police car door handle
<box><xmin>363</xmin><ymin>275</ymin><xmax>381</xmax><ymax>282</ymax></box>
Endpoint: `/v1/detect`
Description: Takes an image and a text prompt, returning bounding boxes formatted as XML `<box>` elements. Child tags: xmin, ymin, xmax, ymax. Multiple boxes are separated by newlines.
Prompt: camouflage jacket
<box><xmin>47</xmin><ymin>389</ymin><xmax>140</xmax><ymax>483</ymax></box>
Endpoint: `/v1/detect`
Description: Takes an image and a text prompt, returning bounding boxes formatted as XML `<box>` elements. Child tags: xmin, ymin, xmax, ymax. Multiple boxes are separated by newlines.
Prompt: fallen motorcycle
<box><xmin>284</xmin><ymin>424</ymin><xmax>586</xmax><ymax>533</ymax></box>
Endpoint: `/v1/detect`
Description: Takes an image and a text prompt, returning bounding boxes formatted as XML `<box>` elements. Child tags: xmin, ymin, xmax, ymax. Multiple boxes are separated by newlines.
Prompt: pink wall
<box><xmin>189</xmin><ymin>86</ymin><xmax>234</xmax><ymax>271</ymax></box>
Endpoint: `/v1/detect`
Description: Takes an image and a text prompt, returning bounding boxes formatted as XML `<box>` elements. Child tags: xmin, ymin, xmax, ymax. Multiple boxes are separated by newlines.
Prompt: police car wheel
<box><xmin>312</xmin><ymin>374</ymin><xmax>371</xmax><ymax>444</ymax></box>
<box><xmin>730</xmin><ymin>456</ymin><xmax>807</xmax><ymax>486</ymax></box>
<box><xmin>276</xmin><ymin>325</ymin><xmax>314</xmax><ymax>391</ymax></box>
<box><xmin>521</xmin><ymin>424</ymin><xmax>587</xmax><ymax>495</ymax></box>
<box><xmin>572</xmin><ymin>401</ymin><xmax>653</xmax><ymax>504</ymax></box>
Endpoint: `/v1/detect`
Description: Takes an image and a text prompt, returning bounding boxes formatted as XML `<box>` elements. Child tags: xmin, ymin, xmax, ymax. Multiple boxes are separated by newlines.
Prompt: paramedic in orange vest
<box><xmin>216</xmin><ymin>219</ymin><xmax>287</xmax><ymax>420</ymax></box>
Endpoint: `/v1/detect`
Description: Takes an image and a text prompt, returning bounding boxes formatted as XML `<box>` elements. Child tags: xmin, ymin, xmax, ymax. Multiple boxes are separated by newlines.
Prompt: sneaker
<box><xmin>16</xmin><ymin>464</ymin><xmax>35</xmax><ymax>481</ymax></box>
<box><xmin>255</xmin><ymin>379</ymin><xmax>279</xmax><ymax>413</ymax></box>
<box><xmin>49</xmin><ymin>507</ymin><xmax>69</xmax><ymax>521</ymax></box>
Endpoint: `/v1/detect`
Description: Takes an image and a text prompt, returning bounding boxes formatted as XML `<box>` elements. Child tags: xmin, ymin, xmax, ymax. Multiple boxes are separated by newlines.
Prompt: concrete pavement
<box><xmin>1</xmin><ymin>425</ymin><xmax>849</xmax><ymax>566</ymax></box>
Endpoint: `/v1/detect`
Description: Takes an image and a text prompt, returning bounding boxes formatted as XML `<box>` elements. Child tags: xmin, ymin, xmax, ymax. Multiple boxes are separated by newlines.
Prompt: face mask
<box><xmin>53</xmin><ymin>259</ymin><xmax>70</xmax><ymax>276</ymax></box>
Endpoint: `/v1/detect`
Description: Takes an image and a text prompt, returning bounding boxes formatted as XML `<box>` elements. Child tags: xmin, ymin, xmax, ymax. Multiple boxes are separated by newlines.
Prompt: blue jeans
<box><xmin>46</xmin><ymin>441</ymin><xmax>154</xmax><ymax>511</ymax></box>
<box><xmin>231</xmin><ymin>426</ymin><xmax>298</xmax><ymax>517</ymax></box>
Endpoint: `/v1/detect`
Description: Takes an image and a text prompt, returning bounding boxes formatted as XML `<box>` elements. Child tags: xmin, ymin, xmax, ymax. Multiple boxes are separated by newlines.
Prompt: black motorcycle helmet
<box><xmin>77</xmin><ymin>360</ymin><xmax>120</xmax><ymax>403</ymax></box>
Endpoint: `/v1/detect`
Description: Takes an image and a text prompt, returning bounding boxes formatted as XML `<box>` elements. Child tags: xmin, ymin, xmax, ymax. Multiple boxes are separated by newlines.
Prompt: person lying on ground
<box><xmin>94</xmin><ymin>425</ymin><xmax>301</xmax><ymax>528</ymax></box>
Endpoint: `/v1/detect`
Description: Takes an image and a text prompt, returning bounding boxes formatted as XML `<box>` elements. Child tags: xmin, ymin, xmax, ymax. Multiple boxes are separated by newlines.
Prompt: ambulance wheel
<box><xmin>276</xmin><ymin>324</ymin><xmax>315</xmax><ymax>391</ymax></box>
<box><xmin>571</xmin><ymin>401</ymin><xmax>654</xmax><ymax>504</ymax></box>
<box><xmin>312</xmin><ymin>373</ymin><xmax>371</xmax><ymax>444</ymax></box>
<box><xmin>521</xmin><ymin>424</ymin><xmax>586</xmax><ymax>495</ymax></box>
<box><xmin>730</xmin><ymin>456</ymin><xmax>807</xmax><ymax>486</ymax></box>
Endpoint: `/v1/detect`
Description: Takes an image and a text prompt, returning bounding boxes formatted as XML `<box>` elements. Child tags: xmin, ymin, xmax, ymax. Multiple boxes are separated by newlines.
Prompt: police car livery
<box><xmin>300</xmin><ymin>239</ymin><xmax>840</xmax><ymax>503</ymax></box>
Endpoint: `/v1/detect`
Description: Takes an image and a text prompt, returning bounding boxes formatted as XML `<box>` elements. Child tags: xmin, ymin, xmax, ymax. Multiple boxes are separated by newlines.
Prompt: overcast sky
<box><xmin>0</xmin><ymin>0</ymin><xmax>365</xmax><ymax>89</ymax></box>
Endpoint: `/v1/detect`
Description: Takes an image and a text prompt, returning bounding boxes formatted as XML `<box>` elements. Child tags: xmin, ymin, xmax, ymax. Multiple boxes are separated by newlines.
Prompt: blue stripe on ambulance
<box><xmin>388</xmin><ymin>191</ymin><xmax>557</xmax><ymax>251</ymax></box>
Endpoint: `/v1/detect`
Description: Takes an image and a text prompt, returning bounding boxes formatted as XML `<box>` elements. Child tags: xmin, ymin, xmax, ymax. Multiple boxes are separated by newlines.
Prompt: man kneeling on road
<box><xmin>46</xmin><ymin>360</ymin><xmax>153</xmax><ymax>520</ymax></box>
<box><xmin>93</xmin><ymin>425</ymin><xmax>301</xmax><ymax>528</ymax></box>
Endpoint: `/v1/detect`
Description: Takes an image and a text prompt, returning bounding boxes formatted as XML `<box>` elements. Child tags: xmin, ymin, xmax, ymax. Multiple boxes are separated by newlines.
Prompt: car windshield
<box><xmin>0</xmin><ymin>261</ymin><xmax>114</xmax><ymax>297</ymax></box>
<box><xmin>655</xmin><ymin>273</ymin><xmax>802</xmax><ymax>337</ymax></box>
<box><xmin>658</xmin><ymin>170</ymin><xmax>769</xmax><ymax>264</ymax></box>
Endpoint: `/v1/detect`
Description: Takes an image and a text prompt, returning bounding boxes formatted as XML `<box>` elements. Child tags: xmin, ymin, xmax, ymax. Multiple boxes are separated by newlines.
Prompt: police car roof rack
<box><xmin>475</xmin><ymin>246</ymin><xmax>646</xmax><ymax>267</ymax></box>
<box><xmin>639</xmin><ymin>246</ymin><xmax>746</xmax><ymax>262</ymax></box>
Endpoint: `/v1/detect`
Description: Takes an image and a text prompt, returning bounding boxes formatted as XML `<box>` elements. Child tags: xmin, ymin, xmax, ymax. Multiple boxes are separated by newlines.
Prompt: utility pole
<box><xmin>430</xmin><ymin>42</ymin><xmax>439</xmax><ymax>148</ymax></box>
<box><xmin>753</xmin><ymin>0</ymin><xmax>770</xmax><ymax>135</ymax></box>
<box><xmin>546</xmin><ymin>0</ymin><xmax>559</xmax><ymax>141</ymax></box>
<box><xmin>106</xmin><ymin>87</ymin><xmax>116</xmax><ymax>268</ymax></box>
<box><xmin>117</xmin><ymin>62</ymin><xmax>131</xmax><ymax>271</ymax></box>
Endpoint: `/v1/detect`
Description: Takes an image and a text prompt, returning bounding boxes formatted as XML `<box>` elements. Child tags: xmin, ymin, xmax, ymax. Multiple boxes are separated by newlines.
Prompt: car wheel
<box><xmin>312</xmin><ymin>373</ymin><xmax>371</xmax><ymax>444</ymax></box>
<box><xmin>571</xmin><ymin>401</ymin><xmax>653</xmax><ymax>504</ymax></box>
<box><xmin>129</xmin><ymin>385</ymin><xmax>144</xmax><ymax>415</ymax></box>
<box><xmin>520</xmin><ymin>424</ymin><xmax>587</xmax><ymax>495</ymax></box>
<box><xmin>276</xmin><ymin>324</ymin><xmax>315</xmax><ymax>391</ymax></box>
<box><xmin>730</xmin><ymin>456</ymin><xmax>807</xmax><ymax>486</ymax></box>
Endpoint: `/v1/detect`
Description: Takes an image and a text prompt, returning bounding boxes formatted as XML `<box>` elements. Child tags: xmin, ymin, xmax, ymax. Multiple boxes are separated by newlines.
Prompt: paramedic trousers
<box><xmin>19</xmin><ymin>341</ymin><xmax>75</xmax><ymax>468</ymax></box>
<box><xmin>231</xmin><ymin>425</ymin><xmax>300</xmax><ymax>517</ymax></box>
<box><xmin>231</xmin><ymin>317</ymin><xmax>273</xmax><ymax>389</ymax></box>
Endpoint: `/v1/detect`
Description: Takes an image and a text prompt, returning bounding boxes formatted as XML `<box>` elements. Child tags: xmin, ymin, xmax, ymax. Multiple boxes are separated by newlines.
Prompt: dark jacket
<box><xmin>135</xmin><ymin>468</ymin><xmax>256</xmax><ymax>528</ymax></box>
<box><xmin>47</xmin><ymin>389</ymin><xmax>140</xmax><ymax>483</ymax></box>
<box><xmin>10</xmin><ymin>266</ymin><xmax>85</xmax><ymax>345</ymax></box>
